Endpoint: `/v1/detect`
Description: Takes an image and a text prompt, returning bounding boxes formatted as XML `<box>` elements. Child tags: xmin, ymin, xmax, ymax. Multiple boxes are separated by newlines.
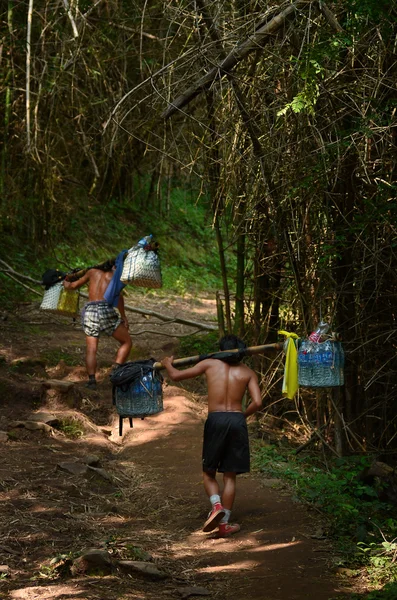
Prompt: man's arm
<box><xmin>244</xmin><ymin>371</ymin><xmax>262</xmax><ymax>418</ymax></box>
<box><xmin>63</xmin><ymin>270</ymin><xmax>90</xmax><ymax>290</ymax></box>
<box><xmin>117</xmin><ymin>293</ymin><xmax>129</xmax><ymax>330</ymax></box>
<box><xmin>162</xmin><ymin>356</ymin><xmax>209</xmax><ymax>382</ymax></box>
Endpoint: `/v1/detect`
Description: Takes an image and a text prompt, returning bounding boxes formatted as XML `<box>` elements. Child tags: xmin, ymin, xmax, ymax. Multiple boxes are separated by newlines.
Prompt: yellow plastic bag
<box><xmin>57</xmin><ymin>288</ymin><xmax>79</xmax><ymax>318</ymax></box>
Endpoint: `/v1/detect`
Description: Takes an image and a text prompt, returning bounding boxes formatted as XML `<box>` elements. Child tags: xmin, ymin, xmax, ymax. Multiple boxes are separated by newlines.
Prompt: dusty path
<box><xmin>0</xmin><ymin>297</ymin><xmax>355</xmax><ymax>599</ymax></box>
<box><xmin>115</xmin><ymin>386</ymin><xmax>350</xmax><ymax>600</ymax></box>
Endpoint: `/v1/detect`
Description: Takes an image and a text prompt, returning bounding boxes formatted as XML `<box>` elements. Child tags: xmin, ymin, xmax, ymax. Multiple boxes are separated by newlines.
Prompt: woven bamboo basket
<box><xmin>114</xmin><ymin>371</ymin><xmax>163</xmax><ymax>418</ymax></box>
<box><xmin>120</xmin><ymin>246</ymin><xmax>162</xmax><ymax>288</ymax></box>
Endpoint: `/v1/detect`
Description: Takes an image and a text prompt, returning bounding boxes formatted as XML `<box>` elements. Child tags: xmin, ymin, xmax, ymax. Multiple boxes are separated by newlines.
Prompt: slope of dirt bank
<box><xmin>0</xmin><ymin>297</ymin><xmax>355</xmax><ymax>600</ymax></box>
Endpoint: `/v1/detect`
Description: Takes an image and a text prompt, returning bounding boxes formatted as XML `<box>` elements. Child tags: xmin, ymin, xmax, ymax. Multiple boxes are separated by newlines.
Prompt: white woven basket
<box><xmin>120</xmin><ymin>246</ymin><xmax>162</xmax><ymax>288</ymax></box>
<box><xmin>40</xmin><ymin>282</ymin><xmax>63</xmax><ymax>312</ymax></box>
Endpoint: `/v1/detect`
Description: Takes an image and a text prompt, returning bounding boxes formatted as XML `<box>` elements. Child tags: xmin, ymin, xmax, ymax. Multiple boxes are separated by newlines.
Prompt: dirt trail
<box><xmin>0</xmin><ymin>296</ymin><xmax>355</xmax><ymax>599</ymax></box>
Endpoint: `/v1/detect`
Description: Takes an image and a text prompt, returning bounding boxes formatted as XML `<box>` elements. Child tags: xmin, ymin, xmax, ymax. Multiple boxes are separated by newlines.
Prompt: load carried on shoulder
<box><xmin>120</xmin><ymin>234</ymin><xmax>162</xmax><ymax>289</ymax></box>
<box><xmin>39</xmin><ymin>234</ymin><xmax>162</xmax><ymax>319</ymax></box>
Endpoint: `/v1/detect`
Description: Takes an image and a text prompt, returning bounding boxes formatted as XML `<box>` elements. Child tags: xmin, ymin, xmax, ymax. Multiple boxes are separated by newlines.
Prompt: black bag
<box><xmin>110</xmin><ymin>359</ymin><xmax>161</xmax><ymax>392</ymax></box>
<box><xmin>111</xmin><ymin>359</ymin><xmax>164</xmax><ymax>419</ymax></box>
<box><xmin>41</xmin><ymin>269</ymin><xmax>67</xmax><ymax>290</ymax></box>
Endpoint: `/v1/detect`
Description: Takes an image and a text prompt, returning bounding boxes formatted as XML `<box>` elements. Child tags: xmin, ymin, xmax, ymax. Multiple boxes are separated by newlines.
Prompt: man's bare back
<box><xmin>162</xmin><ymin>356</ymin><xmax>262</xmax><ymax>417</ymax></box>
<box><xmin>198</xmin><ymin>359</ymin><xmax>258</xmax><ymax>412</ymax></box>
<box><xmin>65</xmin><ymin>268</ymin><xmax>113</xmax><ymax>300</ymax></box>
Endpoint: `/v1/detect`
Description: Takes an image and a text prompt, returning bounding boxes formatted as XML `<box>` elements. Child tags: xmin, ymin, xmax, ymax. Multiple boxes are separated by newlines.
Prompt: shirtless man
<box><xmin>162</xmin><ymin>334</ymin><xmax>262</xmax><ymax>538</ymax></box>
<box><xmin>63</xmin><ymin>265</ymin><xmax>132</xmax><ymax>388</ymax></box>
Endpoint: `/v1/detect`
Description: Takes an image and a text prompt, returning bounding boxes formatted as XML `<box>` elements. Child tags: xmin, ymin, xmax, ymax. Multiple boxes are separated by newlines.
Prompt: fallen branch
<box><xmin>129</xmin><ymin>329</ymin><xmax>202</xmax><ymax>338</ymax></box>
<box><xmin>0</xmin><ymin>270</ymin><xmax>42</xmax><ymax>297</ymax></box>
<box><xmin>162</xmin><ymin>1</ymin><xmax>307</xmax><ymax>119</ymax></box>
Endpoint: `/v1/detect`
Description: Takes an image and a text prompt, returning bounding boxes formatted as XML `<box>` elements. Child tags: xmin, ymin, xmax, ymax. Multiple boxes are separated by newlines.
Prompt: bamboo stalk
<box><xmin>26</xmin><ymin>0</ymin><xmax>34</xmax><ymax>152</ymax></box>
<box><xmin>153</xmin><ymin>343</ymin><xmax>283</xmax><ymax>370</ymax></box>
<box><xmin>62</xmin><ymin>0</ymin><xmax>79</xmax><ymax>38</ymax></box>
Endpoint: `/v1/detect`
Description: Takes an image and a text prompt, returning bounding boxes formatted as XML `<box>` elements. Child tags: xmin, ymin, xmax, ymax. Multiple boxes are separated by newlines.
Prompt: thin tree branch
<box><xmin>318</xmin><ymin>1</ymin><xmax>344</xmax><ymax>33</ymax></box>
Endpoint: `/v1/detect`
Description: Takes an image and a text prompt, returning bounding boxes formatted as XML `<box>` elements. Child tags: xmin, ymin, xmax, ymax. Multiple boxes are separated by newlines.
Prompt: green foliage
<box><xmin>277</xmin><ymin>58</ymin><xmax>324</xmax><ymax>117</ymax></box>
<box><xmin>0</xmin><ymin>174</ymin><xmax>228</xmax><ymax>305</ymax></box>
<box><xmin>357</xmin><ymin>533</ymin><xmax>397</xmax><ymax>586</ymax></box>
<box><xmin>57</xmin><ymin>417</ymin><xmax>85</xmax><ymax>439</ymax></box>
<box><xmin>345</xmin><ymin>0</ymin><xmax>392</xmax><ymax>25</ymax></box>
<box><xmin>125</xmin><ymin>545</ymin><xmax>151</xmax><ymax>561</ymax></box>
<box><xmin>252</xmin><ymin>444</ymin><xmax>396</xmax><ymax>573</ymax></box>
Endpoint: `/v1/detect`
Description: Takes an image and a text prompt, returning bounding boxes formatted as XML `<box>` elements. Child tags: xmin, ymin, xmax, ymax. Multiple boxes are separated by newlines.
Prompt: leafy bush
<box><xmin>57</xmin><ymin>417</ymin><xmax>85</xmax><ymax>439</ymax></box>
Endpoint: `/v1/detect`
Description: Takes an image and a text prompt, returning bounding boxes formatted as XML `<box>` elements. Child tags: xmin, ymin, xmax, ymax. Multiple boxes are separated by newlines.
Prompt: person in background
<box><xmin>63</xmin><ymin>252</ymin><xmax>131</xmax><ymax>388</ymax></box>
<box><xmin>162</xmin><ymin>334</ymin><xmax>262</xmax><ymax>538</ymax></box>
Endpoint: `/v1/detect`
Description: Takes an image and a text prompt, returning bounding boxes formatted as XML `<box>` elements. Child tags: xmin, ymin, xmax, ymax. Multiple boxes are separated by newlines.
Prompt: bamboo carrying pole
<box><xmin>153</xmin><ymin>343</ymin><xmax>283</xmax><ymax>370</ymax></box>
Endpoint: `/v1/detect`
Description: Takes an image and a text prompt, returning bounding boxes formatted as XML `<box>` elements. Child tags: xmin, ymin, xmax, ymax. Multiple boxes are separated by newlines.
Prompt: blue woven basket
<box><xmin>114</xmin><ymin>371</ymin><xmax>163</xmax><ymax>417</ymax></box>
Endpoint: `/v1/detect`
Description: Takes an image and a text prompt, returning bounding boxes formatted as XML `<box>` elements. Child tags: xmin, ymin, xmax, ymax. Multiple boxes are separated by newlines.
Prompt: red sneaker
<box><xmin>217</xmin><ymin>523</ymin><xmax>241</xmax><ymax>538</ymax></box>
<box><xmin>203</xmin><ymin>502</ymin><xmax>226</xmax><ymax>532</ymax></box>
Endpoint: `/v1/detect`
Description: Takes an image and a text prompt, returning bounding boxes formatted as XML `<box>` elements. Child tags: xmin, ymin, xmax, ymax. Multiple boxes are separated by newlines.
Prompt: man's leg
<box><xmin>218</xmin><ymin>472</ymin><xmax>240</xmax><ymax>537</ymax></box>
<box><xmin>112</xmin><ymin>323</ymin><xmax>132</xmax><ymax>365</ymax></box>
<box><xmin>202</xmin><ymin>470</ymin><xmax>225</xmax><ymax>532</ymax></box>
<box><xmin>85</xmin><ymin>336</ymin><xmax>99</xmax><ymax>387</ymax></box>
<box><xmin>222</xmin><ymin>472</ymin><xmax>236</xmax><ymax>510</ymax></box>
<box><xmin>86</xmin><ymin>336</ymin><xmax>99</xmax><ymax>375</ymax></box>
<box><xmin>203</xmin><ymin>470</ymin><xmax>220</xmax><ymax>498</ymax></box>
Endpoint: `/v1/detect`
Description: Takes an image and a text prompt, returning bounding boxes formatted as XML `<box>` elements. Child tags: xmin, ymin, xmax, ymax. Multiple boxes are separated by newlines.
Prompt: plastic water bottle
<box><xmin>320</xmin><ymin>340</ymin><xmax>334</xmax><ymax>366</ymax></box>
<box><xmin>298</xmin><ymin>340</ymin><xmax>313</xmax><ymax>386</ymax></box>
<box><xmin>309</xmin><ymin>321</ymin><xmax>330</xmax><ymax>343</ymax></box>
<box><xmin>138</xmin><ymin>234</ymin><xmax>153</xmax><ymax>248</ymax></box>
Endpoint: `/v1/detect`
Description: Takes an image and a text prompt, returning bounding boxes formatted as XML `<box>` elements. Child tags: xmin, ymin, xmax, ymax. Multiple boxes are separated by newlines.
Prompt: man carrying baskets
<box><xmin>162</xmin><ymin>335</ymin><xmax>262</xmax><ymax>538</ymax></box>
<box><xmin>63</xmin><ymin>255</ymin><xmax>132</xmax><ymax>389</ymax></box>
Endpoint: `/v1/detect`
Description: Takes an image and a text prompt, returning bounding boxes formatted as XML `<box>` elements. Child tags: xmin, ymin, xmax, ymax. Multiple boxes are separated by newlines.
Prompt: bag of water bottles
<box><xmin>120</xmin><ymin>234</ymin><xmax>162</xmax><ymax>289</ymax></box>
<box><xmin>298</xmin><ymin>338</ymin><xmax>345</xmax><ymax>388</ymax></box>
<box><xmin>110</xmin><ymin>359</ymin><xmax>163</xmax><ymax>418</ymax></box>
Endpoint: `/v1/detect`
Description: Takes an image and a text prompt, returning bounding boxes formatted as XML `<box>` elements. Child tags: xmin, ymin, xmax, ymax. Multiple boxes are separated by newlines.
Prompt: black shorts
<box><xmin>202</xmin><ymin>412</ymin><xmax>250</xmax><ymax>474</ymax></box>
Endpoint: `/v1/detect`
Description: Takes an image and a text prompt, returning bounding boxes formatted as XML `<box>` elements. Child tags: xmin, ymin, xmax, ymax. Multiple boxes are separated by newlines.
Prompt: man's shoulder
<box><xmin>202</xmin><ymin>358</ymin><xmax>218</xmax><ymax>367</ymax></box>
<box><xmin>88</xmin><ymin>268</ymin><xmax>110</xmax><ymax>278</ymax></box>
<box><xmin>236</xmin><ymin>363</ymin><xmax>256</xmax><ymax>376</ymax></box>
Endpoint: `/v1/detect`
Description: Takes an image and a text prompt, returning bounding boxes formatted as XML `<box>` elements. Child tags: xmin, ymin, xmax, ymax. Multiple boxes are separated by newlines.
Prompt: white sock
<box><xmin>209</xmin><ymin>494</ymin><xmax>221</xmax><ymax>506</ymax></box>
<box><xmin>220</xmin><ymin>509</ymin><xmax>231</xmax><ymax>524</ymax></box>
